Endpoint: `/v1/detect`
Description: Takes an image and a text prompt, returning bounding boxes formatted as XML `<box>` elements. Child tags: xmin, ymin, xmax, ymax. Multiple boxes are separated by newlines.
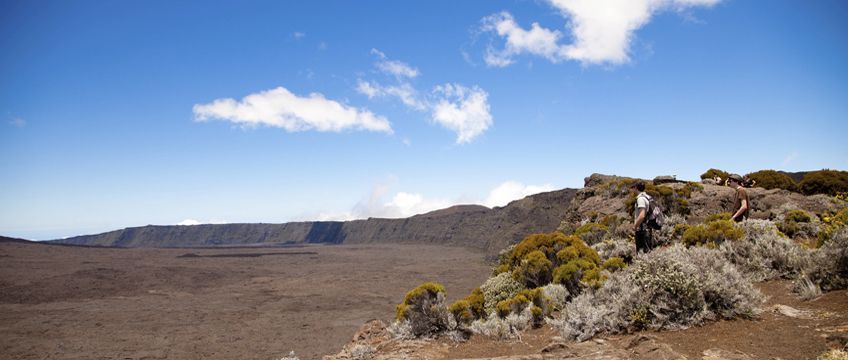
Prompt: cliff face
<box><xmin>51</xmin><ymin>188</ymin><xmax>578</xmax><ymax>253</ymax></box>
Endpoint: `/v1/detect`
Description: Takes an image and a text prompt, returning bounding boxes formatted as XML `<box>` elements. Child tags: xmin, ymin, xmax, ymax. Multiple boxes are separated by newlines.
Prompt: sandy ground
<box><xmin>0</xmin><ymin>241</ymin><xmax>490</xmax><ymax>360</ymax></box>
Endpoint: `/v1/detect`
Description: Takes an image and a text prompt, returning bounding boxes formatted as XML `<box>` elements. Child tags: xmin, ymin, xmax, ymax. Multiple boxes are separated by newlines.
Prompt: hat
<box><xmin>728</xmin><ymin>174</ymin><xmax>743</xmax><ymax>183</ymax></box>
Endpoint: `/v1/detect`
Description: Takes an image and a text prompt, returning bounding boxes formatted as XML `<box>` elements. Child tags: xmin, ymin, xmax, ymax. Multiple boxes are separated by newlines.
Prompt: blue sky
<box><xmin>1</xmin><ymin>0</ymin><xmax>846</xmax><ymax>240</ymax></box>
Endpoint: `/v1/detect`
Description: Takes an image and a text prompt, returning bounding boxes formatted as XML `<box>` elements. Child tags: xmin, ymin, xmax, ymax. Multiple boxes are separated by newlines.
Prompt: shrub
<box><xmin>573</xmin><ymin>222</ymin><xmax>609</xmax><ymax>245</ymax></box>
<box><xmin>624</xmin><ymin>183</ymin><xmax>692</xmax><ymax>217</ymax></box>
<box><xmin>495</xmin><ymin>232</ymin><xmax>602</xmax><ymax>295</ymax></box>
<box><xmin>722</xmin><ymin>219</ymin><xmax>811</xmax><ymax>281</ymax></box>
<box><xmin>541</xmin><ymin>283</ymin><xmax>569</xmax><ymax>311</ymax></box>
<box><xmin>469</xmin><ymin>306</ymin><xmax>533</xmax><ymax>339</ymax></box>
<box><xmin>591</xmin><ymin>237</ymin><xmax>635</xmax><ymax>263</ymax></box>
<box><xmin>802</xmin><ymin>227</ymin><xmax>848</xmax><ymax>292</ymax></box>
<box><xmin>496</xmin><ymin>288</ymin><xmax>552</xmax><ymax>326</ymax></box>
<box><xmin>480</xmin><ymin>272</ymin><xmax>523</xmax><ymax>314</ymax></box>
<box><xmin>818</xmin><ymin>349</ymin><xmax>848</xmax><ymax>360</ymax></box>
<box><xmin>395</xmin><ymin>282</ymin><xmax>452</xmax><ymax>337</ymax></box>
<box><xmin>746</xmin><ymin>170</ymin><xmax>797</xmax><ymax>191</ymax></box>
<box><xmin>799</xmin><ymin>169</ymin><xmax>848</xmax><ymax>196</ymax></box>
<box><xmin>701</xmin><ymin>168</ymin><xmax>730</xmax><ymax>181</ymax></box>
<box><xmin>603</xmin><ymin>257</ymin><xmax>627</xmax><ymax>272</ymax></box>
<box><xmin>558</xmin><ymin>245</ymin><xmax>764</xmax><ymax>341</ymax></box>
<box><xmin>654</xmin><ymin>213</ymin><xmax>688</xmax><ymax>246</ymax></box>
<box><xmin>681</xmin><ymin>220</ymin><xmax>744</xmax><ymax>246</ymax></box>
<box><xmin>785</xmin><ymin>209</ymin><xmax>812</xmax><ymax>223</ymax></box>
<box><xmin>818</xmin><ymin>207</ymin><xmax>848</xmax><ymax>246</ymax></box>
<box><xmin>705</xmin><ymin>212</ymin><xmax>732</xmax><ymax>223</ymax></box>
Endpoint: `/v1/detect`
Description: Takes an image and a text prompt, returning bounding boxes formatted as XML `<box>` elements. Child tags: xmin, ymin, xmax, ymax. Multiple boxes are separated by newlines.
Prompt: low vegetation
<box><xmin>557</xmin><ymin>245</ymin><xmax>763</xmax><ymax>341</ymax></box>
<box><xmin>385</xmin><ymin>174</ymin><xmax>848</xmax><ymax>347</ymax></box>
<box><xmin>745</xmin><ymin>170</ymin><xmax>797</xmax><ymax>191</ymax></box>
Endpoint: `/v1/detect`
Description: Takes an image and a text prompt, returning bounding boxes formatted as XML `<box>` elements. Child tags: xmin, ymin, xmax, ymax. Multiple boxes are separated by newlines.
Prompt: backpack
<box><xmin>639</xmin><ymin>193</ymin><xmax>666</xmax><ymax>230</ymax></box>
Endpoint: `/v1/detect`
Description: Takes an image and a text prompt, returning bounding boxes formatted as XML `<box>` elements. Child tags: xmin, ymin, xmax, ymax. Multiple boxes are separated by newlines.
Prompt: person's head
<box><xmin>631</xmin><ymin>180</ymin><xmax>646</xmax><ymax>192</ymax></box>
<box><xmin>728</xmin><ymin>174</ymin><xmax>743</xmax><ymax>187</ymax></box>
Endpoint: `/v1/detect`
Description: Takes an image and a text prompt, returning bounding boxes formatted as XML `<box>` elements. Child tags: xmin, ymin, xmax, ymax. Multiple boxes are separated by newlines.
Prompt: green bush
<box><xmin>449</xmin><ymin>287</ymin><xmax>486</xmax><ymax>324</ymax></box>
<box><xmin>573</xmin><ymin>222</ymin><xmax>609</xmax><ymax>245</ymax></box>
<box><xmin>603</xmin><ymin>257</ymin><xmax>627</xmax><ymax>272</ymax></box>
<box><xmin>681</xmin><ymin>220</ymin><xmax>744</xmax><ymax>247</ymax></box>
<box><xmin>705</xmin><ymin>212</ymin><xmax>732</xmax><ymax>223</ymax></box>
<box><xmin>495</xmin><ymin>232</ymin><xmax>602</xmax><ymax>296</ymax></box>
<box><xmin>785</xmin><ymin>209</ymin><xmax>811</xmax><ymax>223</ymax></box>
<box><xmin>799</xmin><ymin>169</ymin><xmax>848</xmax><ymax>196</ymax></box>
<box><xmin>746</xmin><ymin>170</ymin><xmax>797</xmax><ymax>191</ymax></box>
<box><xmin>495</xmin><ymin>288</ymin><xmax>552</xmax><ymax>325</ymax></box>
<box><xmin>395</xmin><ymin>282</ymin><xmax>452</xmax><ymax>337</ymax></box>
<box><xmin>701</xmin><ymin>168</ymin><xmax>730</xmax><ymax>181</ymax></box>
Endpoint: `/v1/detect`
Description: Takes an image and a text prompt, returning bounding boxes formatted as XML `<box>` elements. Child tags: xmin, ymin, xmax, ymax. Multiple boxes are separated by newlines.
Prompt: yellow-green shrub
<box><xmin>496</xmin><ymin>232</ymin><xmax>602</xmax><ymax>294</ymax></box>
<box><xmin>395</xmin><ymin>281</ymin><xmax>451</xmax><ymax>337</ymax></box>
<box><xmin>785</xmin><ymin>209</ymin><xmax>811</xmax><ymax>223</ymax></box>
<box><xmin>700</xmin><ymin>168</ymin><xmax>730</xmax><ymax>181</ymax></box>
<box><xmin>746</xmin><ymin>170</ymin><xmax>797</xmax><ymax>191</ymax></box>
<box><xmin>799</xmin><ymin>169</ymin><xmax>848</xmax><ymax>196</ymax></box>
<box><xmin>681</xmin><ymin>220</ymin><xmax>744</xmax><ymax>246</ymax></box>
<box><xmin>705</xmin><ymin>212</ymin><xmax>732</xmax><ymax>223</ymax></box>
<box><xmin>603</xmin><ymin>257</ymin><xmax>627</xmax><ymax>272</ymax></box>
<box><xmin>396</xmin><ymin>282</ymin><xmax>446</xmax><ymax>321</ymax></box>
<box><xmin>449</xmin><ymin>287</ymin><xmax>486</xmax><ymax>324</ymax></box>
<box><xmin>574</xmin><ymin>222</ymin><xmax>609</xmax><ymax>245</ymax></box>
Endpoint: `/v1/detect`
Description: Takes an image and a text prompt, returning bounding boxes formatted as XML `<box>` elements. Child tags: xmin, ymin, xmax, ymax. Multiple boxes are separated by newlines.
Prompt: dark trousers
<box><xmin>636</xmin><ymin>229</ymin><xmax>653</xmax><ymax>253</ymax></box>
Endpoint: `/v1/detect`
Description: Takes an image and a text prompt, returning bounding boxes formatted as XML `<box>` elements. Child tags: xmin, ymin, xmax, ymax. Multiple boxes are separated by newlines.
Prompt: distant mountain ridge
<box><xmin>50</xmin><ymin>189</ymin><xmax>577</xmax><ymax>253</ymax></box>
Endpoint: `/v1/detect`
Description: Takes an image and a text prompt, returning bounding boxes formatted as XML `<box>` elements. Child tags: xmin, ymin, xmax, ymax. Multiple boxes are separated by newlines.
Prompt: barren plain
<box><xmin>0</xmin><ymin>241</ymin><xmax>490</xmax><ymax>360</ymax></box>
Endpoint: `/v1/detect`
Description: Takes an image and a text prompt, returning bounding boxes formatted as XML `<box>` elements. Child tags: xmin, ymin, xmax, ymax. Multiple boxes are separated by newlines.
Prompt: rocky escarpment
<box><xmin>50</xmin><ymin>188</ymin><xmax>578</xmax><ymax>253</ymax></box>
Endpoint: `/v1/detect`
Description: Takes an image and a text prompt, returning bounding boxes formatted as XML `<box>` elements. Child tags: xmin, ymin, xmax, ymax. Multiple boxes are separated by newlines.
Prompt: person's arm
<box><xmin>633</xmin><ymin>207</ymin><xmax>646</xmax><ymax>231</ymax></box>
<box><xmin>731</xmin><ymin>191</ymin><xmax>749</xmax><ymax>220</ymax></box>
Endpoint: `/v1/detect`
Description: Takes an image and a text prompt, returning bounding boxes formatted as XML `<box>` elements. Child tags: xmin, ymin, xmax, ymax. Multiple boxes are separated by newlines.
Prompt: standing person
<box><xmin>631</xmin><ymin>180</ymin><xmax>653</xmax><ymax>253</ymax></box>
<box><xmin>728</xmin><ymin>174</ymin><xmax>750</xmax><ymax>222</ymax></box>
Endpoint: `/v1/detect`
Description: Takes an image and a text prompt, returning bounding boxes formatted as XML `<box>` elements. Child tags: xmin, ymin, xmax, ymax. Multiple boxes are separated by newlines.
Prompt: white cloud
<box><xmin>431</xmin><ymin>84</ymin><xmax>493</xmax><ymax>144</ymax></box>
<box><xmin>356</xmin><ymin>80</ymin><xmax>427</xmax><ymax>111</ymax></box>
<box><xmin>177</xmin><ymin>219</ymin><xmax>227</xmax><ymax>226</ymax></box>
<box><xmin>483</xmin><ymin>181</ymin><xmax>557</xmax><ymax>208</ymax></box>
<box><xmin>193</xmin><ymin>86</ymin><xmax>392</xmax><ymax>134</ymax></box>
<box><xmin>358</xmin><ymin>51</ymin><xmax>493</xmax><ymax>143</ymax></box>
<box><xmin>482</xmin><ymin>0</ymin><xmax>720</xmax><ymax>66</ymax></box>
<box><xmin>9</xmin><ymin>118</ymin><xmax>26</xmax><ymax>128</ymax></box>
<box><xmin>370</xmin><ymin>49</ymin><xmax>420</xmax><ymax>78</ymax></box>
<box><xmin>482</xmin><ymin>12</ymin><xmax>568</xmax><ymax>67</ymax></box>
<box><xmin>292</xmin><ymin>31</ymin><xmax>306</xmax><ymax>40</ymax></box>
<box><xmin>302</xmin><ymin>180</ymin><xmax>556</xmax><ymax>221</ymax></box>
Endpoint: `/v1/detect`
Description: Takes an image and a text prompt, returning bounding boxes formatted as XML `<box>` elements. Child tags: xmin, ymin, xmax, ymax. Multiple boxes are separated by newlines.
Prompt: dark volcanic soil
<box><xmin>0</xmin><ymin>241</ymin><xmax>490</xmax><ymax>360</ymax></box>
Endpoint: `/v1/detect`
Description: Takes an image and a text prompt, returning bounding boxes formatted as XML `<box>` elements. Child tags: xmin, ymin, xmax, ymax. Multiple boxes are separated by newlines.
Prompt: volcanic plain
<box><xmin>0</xmin><ymin>240</ymin><xmax>490</xmax><ymax>360</ymax></box>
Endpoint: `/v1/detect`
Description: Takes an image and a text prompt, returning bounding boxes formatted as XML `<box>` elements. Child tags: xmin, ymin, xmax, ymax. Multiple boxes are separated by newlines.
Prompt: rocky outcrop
<box><xmin>50</xmin><ymin>188</ymin><xmax>578</xmax><ymax>253</ymax></box>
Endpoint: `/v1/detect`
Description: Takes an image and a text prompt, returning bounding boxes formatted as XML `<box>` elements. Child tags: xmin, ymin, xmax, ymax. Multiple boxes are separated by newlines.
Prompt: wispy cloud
<box><xmin>481</xmin><ymin>0</ymin><xmax>721</xmax><ymax>66</ymax></box>
<box><xmin>782</xmin><ymin>151</ymin><xmax>799</xmax><ymax>166</ymax></box>
<box><xmin>371</xmin><ymin>49</ymin><xmax>420</xmax><ymax>79</ymax></box>
<box><xmin>356</xmin><ymin>50</ymin><xmax>493</xmax><ymax>143</ymax></box>
<box><xmin>193</xmin><ymin>86</ymin><xmax>392</xmax><ymax>134</ymax></box>
<box><xmin>8</xmin><ymin>117</ymin><xmax>26</xmax><ymax>128</ymax></box>
<box><xmin>292</xmin><ymin>31</ymin><xmax>306</xmax><ymax>40</ymax></box>
<box><xmin>356</xmin><ymin>80</ymin><xmax>427</xmax><ymax>111</ymax></box>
